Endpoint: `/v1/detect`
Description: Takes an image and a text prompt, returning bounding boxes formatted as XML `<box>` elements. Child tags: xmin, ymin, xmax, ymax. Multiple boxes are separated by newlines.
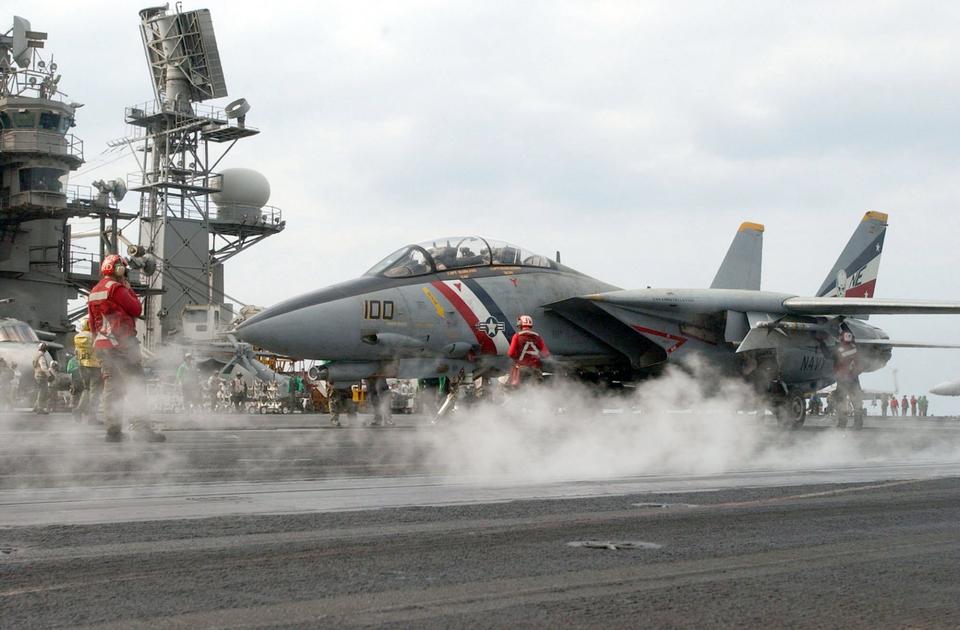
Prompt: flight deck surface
<box><xmin>3</xmin><ymin>411</ymin><xmax>960</xmax><ymax>628</ymax></box>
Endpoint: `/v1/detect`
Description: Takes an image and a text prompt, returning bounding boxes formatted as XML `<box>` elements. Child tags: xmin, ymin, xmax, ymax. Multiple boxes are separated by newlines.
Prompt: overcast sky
<box><xmin>9</xmin><ymin>0</ymin><xmax>960</xmax><ymax>408</ymax></box>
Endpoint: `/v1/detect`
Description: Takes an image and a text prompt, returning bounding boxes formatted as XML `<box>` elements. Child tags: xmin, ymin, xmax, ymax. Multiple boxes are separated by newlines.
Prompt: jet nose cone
<box><xmin>233</xmin><ymin>303</ymin><xmax>299</xmax><ymax>354</ymax></box>
<box><xmin>233</xmin><ymin>314</ymin><xmax>275</xmax><ymax>351</ymax></box>
<box><xmin>234</xmin><ymin>276</ymin><xmax>381</xmax><ymax>358</ymax></box>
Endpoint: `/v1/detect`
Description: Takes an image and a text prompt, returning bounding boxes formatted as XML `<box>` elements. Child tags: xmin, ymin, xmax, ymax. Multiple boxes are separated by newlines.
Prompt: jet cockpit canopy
<box><xmin>366</xmin><ymin>236</ymin><xmax>557</xmax><ymax>278</ymax></box>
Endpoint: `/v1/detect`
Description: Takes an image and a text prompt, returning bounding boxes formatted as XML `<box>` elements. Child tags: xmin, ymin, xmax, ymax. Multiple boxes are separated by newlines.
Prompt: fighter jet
<box><xmin>236</xmin><ymin>213</ymin><xmax>960</xmax><ymax>427</ymax></box>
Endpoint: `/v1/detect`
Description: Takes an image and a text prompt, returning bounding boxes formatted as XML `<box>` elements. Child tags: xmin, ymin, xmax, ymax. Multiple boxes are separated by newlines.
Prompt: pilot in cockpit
<box><xmin>431</xmin><ymin>246</ymin><xmax>456</xmax><ymax>270</ymax></box>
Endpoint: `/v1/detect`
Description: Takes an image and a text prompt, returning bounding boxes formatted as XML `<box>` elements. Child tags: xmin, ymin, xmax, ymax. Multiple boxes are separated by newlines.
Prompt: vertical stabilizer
<box><xmin>710</xmin><ymin>222</ymin><xmax>764</xmax><ymax>290</ymax></box>
<box><xmin>817</xmin><ymin>211</ymin><xmax>887</xmax><ymax>298</ymax></box>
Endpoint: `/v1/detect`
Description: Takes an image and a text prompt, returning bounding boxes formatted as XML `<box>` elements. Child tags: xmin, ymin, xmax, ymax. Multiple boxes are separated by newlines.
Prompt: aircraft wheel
<box><xmin>776</xmin><ymin>395</ymin><xmax>806</xmax><ymax>430</ymax></box>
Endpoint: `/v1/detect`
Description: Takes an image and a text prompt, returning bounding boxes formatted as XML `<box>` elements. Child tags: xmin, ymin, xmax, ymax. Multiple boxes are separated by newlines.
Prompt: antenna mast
<box><xmin>127</xmin><ymin>4</ymin><xmax>284</xmax><ymax>350</ymax></box>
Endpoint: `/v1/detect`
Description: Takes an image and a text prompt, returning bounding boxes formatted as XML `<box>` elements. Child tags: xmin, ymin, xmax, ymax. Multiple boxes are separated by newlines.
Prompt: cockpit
<box><xmin>366</xmin><ymin>236</ymin><xmax>558</xmax><ymax>278</ymax></box>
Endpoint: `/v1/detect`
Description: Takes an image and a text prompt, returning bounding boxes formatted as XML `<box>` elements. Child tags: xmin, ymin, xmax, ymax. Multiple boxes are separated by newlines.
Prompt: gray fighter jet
<box><xmin>236</xmin><ymin>213</ymin><xmax>960</xmax><ymax>426</ymax></box>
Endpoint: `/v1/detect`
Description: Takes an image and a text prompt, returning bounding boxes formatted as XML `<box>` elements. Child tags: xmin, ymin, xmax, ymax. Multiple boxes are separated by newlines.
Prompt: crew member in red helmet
<box><xmin>87</xmin><ymin>254</ymin><xmax>164</xmax><ymax>442</ymax></box>
<box><xmin>832</xmin><ymin>328</ymin><xmax>863</xmax><ymax>429</ymax></box>
<box><xmin>507</xmin><ymin>314</ymin><xmax>551</xmax><ymax>386</ymax></box>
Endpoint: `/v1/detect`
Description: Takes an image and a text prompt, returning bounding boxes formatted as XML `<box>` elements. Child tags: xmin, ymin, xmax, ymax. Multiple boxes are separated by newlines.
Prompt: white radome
<box><xmin>212</xmin><ymin>168</ymin><xmax>271</xmax><ymax>208</ymax></box>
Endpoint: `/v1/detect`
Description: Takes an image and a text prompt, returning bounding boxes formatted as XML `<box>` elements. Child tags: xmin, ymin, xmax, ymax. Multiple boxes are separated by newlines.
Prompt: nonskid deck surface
<box><xmin>3</xmin><ymin>411</ymin><xmax>960</xmax><ymax>628</ymax></box>
<box><xmin>2</xmin><ymin>410</ymin><xmax>960</xmax><ymax>522</ymax></box>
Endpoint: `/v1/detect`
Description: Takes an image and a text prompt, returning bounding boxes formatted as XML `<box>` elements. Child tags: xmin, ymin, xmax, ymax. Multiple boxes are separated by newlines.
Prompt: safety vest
<box><xmin>73</xmin><ymin>330</ymin><xmax>100</xmax><ymax>368</ymax></box>
<box><xmin>508</xmin><ymin>330</ymin><xmax>549</xmax><ymax>369</ymax></box>
<box><xmin>33</xmin><ymin>352</ymin><xmax>51</xmax><ymax>380</ymax></box>
<box><xmin>87</xmin><ymin>278</ymin><xmax>141</xmax><ymax>350</ymax></box>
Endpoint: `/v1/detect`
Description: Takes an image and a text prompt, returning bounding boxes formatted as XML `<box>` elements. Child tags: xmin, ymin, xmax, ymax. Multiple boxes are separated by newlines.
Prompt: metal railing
<box><xmin>67</xmin><ymin>249</ymin><xmax>145</xmax><ymax>284</ymax></box>
<box><xmin>68</xmin><ymin>251</ymin><xmax>99</xmax><ymax>277</ymax></box>
<box><xmin>0</xmin><ymin>130</ymin><xmax>83</xmax><ymax>161</ymax></box>
<box><xmin>210</xmin><ymin>203</ymin><xmax>284</xmax><ymax>227</ymax></box>
<box><xmin>125</xmin><ymin>100</ymin><xmax>228</xmax><ymax>124</ymax></box>
<box><xmin>65</xmin><ymin>185</ymin><xmax>118</xmax><ymax>210</ymax></box>
<box><xmin>1</xmin><ymin>190</ymin><xmax>67</xmax><ymax>210</ymax></box>
<box><xmin>126</xmin><ymin>170</ymin><xmax>218</xmax><ymax>195</ymax></box>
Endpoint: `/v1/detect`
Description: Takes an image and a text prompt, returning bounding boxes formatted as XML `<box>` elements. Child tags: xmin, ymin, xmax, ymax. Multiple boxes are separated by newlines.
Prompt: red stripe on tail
<box><xmin>844</xmin><ymin>279</ymin><xmax>877</xmax><ymax>298</ymax></box>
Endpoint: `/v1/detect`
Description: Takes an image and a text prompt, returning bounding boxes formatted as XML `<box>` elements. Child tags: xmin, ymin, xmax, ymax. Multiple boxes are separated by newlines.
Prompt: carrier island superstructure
<box><xmin>0</xmin><ymin>16</ymin><xmax>130</xmax><ymax>350</ymax></box>
<box><xmin>0</xmin><ymin>6</ymin><xmax>285</xmax><ymax>354</ymax></box>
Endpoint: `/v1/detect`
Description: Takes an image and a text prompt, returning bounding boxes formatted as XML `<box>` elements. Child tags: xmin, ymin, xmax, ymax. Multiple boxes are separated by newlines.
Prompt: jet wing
<box><xmin>583</xmin><ymin>291</ymin><xmax>960</xmax><ymax>317</ymax></box>
<box><xmin>782</xmin><ymin>297</ymin><xmax>960</xmax><ymax>316</ymax></box>
<box><xmin>853</xmin><ymin>339</ymin><xmax>960</xmax><ymax>349</ymax></box>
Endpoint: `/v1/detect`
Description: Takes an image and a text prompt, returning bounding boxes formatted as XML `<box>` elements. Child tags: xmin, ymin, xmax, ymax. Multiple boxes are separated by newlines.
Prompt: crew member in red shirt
<box><xmin>87</xmin><ymin>254</ymin><xmax>164</xmax><ymax>442</ymax></box>
<box><xmin>507</xmin><ymin>314</ymin><xmax>550</xmax><ymax>386</ymax></box>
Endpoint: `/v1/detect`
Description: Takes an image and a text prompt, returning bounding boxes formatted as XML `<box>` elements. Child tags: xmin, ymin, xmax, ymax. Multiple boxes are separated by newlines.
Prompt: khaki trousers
<box><xmin>95</xmin><ymin>342</ymin><xmax>144</xmax><ymax>433</ymax></box>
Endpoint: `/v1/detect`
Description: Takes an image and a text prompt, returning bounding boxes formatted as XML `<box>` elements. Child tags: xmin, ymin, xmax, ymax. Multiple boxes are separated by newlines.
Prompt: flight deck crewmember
<box><xmin>507</xmin><ymin>314</ymin><xmax>551</xmax><ymax>386</ymax></box>
<box><xmin>230</xmin><ymin>372</ymin><xmax>246</xmax><ymax>412</ymax></box>
<box><xmin>32</xmin><ymin>342</ymin><xmax>53</xmax><ymax>414</ymax></box>
<box><xmin>88</xmin><ymin>254</ymin><xmax>164</xmax><ymax>443</ymax></box>
<box><xmin>176</xmin><ymin>353</ymin><xmax>201</xmax><ymax>412</ymax></box>
<box><xmin>832</xmin><ymin>330</ymin><xmax>861</xmax><ymax>426</ymax></box>
<box><xmin>0</xmin><ymin>358</ymin><xmax>11</xmax><ymax>411</ymax></box>
<box><xmin>327</xmin><ymin>381</ymin><xmax>342</xmax><ymax>427</ymax></box>
<box><xmin>73</xmin><ymin>319</ymin><xmax>102</xmax><ymax>424</ymax></box>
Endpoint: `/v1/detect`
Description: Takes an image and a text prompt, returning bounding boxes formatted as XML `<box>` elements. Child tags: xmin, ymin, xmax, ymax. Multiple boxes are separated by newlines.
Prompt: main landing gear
<box><xmin>772</xmin><ymin>392</ymin><xmax>806</xmax><ymax>430</ymax></box>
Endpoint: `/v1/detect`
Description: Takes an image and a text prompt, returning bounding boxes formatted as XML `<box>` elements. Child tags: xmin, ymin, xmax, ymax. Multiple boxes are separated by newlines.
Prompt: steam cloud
<box><xmin>423</xmin><ymin>363</ymin><xmax>960</xmax><ymax>483</ymax></box>
<box><xmin>3</xmin><ymin>359</ymin><xmax>959</xmax><ymax>492</ymax></box>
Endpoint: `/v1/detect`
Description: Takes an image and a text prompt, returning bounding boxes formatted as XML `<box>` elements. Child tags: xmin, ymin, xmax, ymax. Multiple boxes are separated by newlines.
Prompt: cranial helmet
<box><xmin>841</xmin><ymin>331</ymin><xmax>854</xmax><ymax>343</ymax></box>
<box><xmin>518</xmin><ymin>314</ymin><xmax>534</xmax><ymax>329</ymax></box>
<box><xmin>100</xmin><ymin>254</ymin><xmax>126</xmax><ymax>278</ymax></box>
<box><xmin>80</xmin><ymin>318</ymin><xmax>90</xmax><ymax>332</ymax></box>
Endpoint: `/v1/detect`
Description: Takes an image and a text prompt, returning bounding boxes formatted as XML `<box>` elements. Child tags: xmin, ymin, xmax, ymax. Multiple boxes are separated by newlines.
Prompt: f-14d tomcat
<box><xmin>236</xmin><ymin>212</ymin><xmax>960</xmax><ymax>427</ymax></box>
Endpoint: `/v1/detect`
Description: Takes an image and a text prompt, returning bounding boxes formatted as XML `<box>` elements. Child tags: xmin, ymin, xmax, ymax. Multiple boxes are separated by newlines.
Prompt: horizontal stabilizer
<box><xmin>783</xmin><ymin>297</ymin><xmax>960</xmax><ymax>316</ymax></box>
<box><xmin>710</xmin><ymin>222</ymin><xmax>763</xmax><ymax>291</ymax></box>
